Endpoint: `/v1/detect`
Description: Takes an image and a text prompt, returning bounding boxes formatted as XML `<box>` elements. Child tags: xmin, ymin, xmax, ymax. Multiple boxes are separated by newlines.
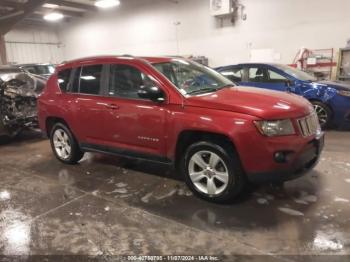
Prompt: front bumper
<box><xmin>247</xmin><ymin>133</ymin><xmax>324</xmax><ymax>183</ymax></box>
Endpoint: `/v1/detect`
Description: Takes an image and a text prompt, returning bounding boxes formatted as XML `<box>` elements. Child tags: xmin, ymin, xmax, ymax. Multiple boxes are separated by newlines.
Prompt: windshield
<box><xmin>274</xmin><ymin>64</ymin><xmax>316</xmax><ymax>81</ymax></box>
<box><xmin>153</xmin><ymin>59</ymin><xmax>233</xmax><ymax>95</ymax></box>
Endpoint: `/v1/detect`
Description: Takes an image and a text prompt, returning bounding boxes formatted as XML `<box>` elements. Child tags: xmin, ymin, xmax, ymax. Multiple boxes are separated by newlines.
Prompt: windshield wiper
<box><xmin>218</xmin><ymin>84</ymin><xmax>234</xmax><ymax>89</ymax></box>
<box><xmin>186</xmin><ymin>88</ymin><xmax>220</xmax><ymax>95</ymax></box>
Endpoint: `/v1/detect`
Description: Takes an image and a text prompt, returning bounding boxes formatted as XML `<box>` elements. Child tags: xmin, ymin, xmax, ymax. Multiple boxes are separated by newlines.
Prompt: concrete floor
<box><xmin>0</xmin><ymin>131</ymin><xmax>350</xmax><ymax>261</ymax></box>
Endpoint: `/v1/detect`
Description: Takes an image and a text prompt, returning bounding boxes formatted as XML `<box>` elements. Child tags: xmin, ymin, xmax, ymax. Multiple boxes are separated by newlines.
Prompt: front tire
<box><xmin>311</xmin><ymin>101</ymin><xmax>332</xmax><ymax>129</ymax></box>
<box><xmin>50</xmin><ymin>123</ymin><xmax>84</xmax><ymax>164</ymax></box>
<box><xmin>0</xmin><ymin>119</ymin><xmax>22</xmax><ymax>143</ymax></box>
<box><xmin>181</xmin><ymin>141</ymin><xmax>246</xmax><ymax>203</ymax></box>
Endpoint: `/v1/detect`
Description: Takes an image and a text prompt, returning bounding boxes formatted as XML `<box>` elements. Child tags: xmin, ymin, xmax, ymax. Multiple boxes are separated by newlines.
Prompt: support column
<box><xmin>0</xmin><ymin>35</ymin><xmax>7</xmax><ymax>65</ymax></box>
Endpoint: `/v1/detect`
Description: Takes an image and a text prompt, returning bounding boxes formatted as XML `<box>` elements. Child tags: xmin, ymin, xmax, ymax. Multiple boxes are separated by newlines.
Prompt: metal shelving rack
<box><xmin>336</xmin><ymin>48</ymin><xmax>350</xmax><ymax>83</ymax></box>
<box><xmin>291</xmin><ymin>48</ymin><xmax>336</xmax><ymax>80</ymax></box>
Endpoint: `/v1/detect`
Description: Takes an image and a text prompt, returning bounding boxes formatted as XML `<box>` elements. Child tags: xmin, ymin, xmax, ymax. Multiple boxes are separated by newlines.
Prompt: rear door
<box><xmin>68</xmin><ymin>64</ymin><xmax>112</xmax><ymax>144</ymax></box>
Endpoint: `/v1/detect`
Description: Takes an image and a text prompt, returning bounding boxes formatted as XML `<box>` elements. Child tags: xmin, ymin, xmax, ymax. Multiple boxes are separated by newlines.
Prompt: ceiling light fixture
<box><xmin>42</xmin><ymin>3</ymin><xmax>59</xmax><ymax>8</ymax></box>
<box><xmin>43</xmin><ymin>12</ymin><xmax>64</xmax><ymax>21</ymax></box>
<box><xmin>95</xmin><ymin>0</ymin><xmax>120</xmax><ymax>9</ymax></box>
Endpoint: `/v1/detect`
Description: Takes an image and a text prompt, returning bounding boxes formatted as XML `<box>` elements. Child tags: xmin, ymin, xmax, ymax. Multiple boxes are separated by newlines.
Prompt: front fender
<box><xmin>301</xmin><ymin>83</ymin><xmax>337</xmax><ymax>104</ymax></box>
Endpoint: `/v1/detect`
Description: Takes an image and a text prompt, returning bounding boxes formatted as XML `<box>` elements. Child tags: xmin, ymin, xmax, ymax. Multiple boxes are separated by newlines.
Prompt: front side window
<box><xmin>153</xmin><ymin>59</ymin><xmax>233</xmax><ymax>96</ymax></box>
<box><xmin>57</xmin><ymin>69</ymin><xmax>72</xmax><ymax>92</ymax></box>
<box><xmin>109</xmin><ymin>64</ymin><xmax>155</xmax><ymax>99</ymax></box>
<box><xmin>24</xmin><ymin>66</ymin><xmax>36</xmax><ymax>74</ymax></box>
<box><xmin>267</xmin><ymin>70</ymin><xmax>288</xmax><ymax>83</ymax></box>
<box><xmin>220</xmin><ymin>67</ymin><xmax>243</xmax><ymax>82</ymax></box>
<box><xmin>249</xmin><ymin>67</ymin><xmax>268</xmax><ymax>82</ymax></box>
<box><xmin>79</xmin><ymin>65</ymin><xmax>103</xmax><ymax>95</ymax></box>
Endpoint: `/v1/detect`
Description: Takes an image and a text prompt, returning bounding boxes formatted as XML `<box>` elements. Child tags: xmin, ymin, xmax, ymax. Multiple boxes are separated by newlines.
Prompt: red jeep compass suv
<box><xmin>38</xmin><ymin>56</ymin><xmax>324</xmax><ymax>203</ymax></box>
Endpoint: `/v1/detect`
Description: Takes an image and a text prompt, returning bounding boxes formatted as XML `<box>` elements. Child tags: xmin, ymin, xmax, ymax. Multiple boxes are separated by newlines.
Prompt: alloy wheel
<box><xmin>313</xmin><ymin>104</ymin><xmax>328</xmax><ymax>126</ymax></box>
<box><xmin>188</xmin><ymin>150</ymin><xmax>230</xmax><ymax>196</ymax></box>
<box><xmin>53</xmin><ymin>128</ymin><xmax>72</xmax><ymax>160</ymax></box>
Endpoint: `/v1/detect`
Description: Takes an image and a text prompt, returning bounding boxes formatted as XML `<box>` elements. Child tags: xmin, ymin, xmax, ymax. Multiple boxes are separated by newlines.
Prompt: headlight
<box><xmin>338</xmin><ymin>90</ymin><xmax>350</xmax><ymax>97</ymax></box>
<box><xmin>254</xmin><ymin>119</ymin><xmax>295</xmax><ymax>137</ymax></box>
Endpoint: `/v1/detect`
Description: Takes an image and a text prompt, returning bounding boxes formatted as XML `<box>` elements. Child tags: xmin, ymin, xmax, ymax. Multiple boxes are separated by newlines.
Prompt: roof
<box><xmin>216</xmin><ymin>63</ymin><xmax>286</xmax><ymax>70</ymax></box>
<box><xmin>238</xmin><ymin>62</ymin><xmax>281</xmax><ymax>66</ymax></box>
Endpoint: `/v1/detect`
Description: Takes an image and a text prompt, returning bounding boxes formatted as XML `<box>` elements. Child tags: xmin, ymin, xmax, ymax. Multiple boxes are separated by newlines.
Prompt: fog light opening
<box><xmin>274</xmin><ymin>152</ymin><xmax>287</xmax><ymax>163</ymax></box>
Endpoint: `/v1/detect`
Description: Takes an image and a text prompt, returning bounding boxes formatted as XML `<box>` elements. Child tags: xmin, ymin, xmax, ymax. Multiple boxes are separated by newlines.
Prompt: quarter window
<box><xmin>109</xmin><ymin>64</ymin><xmax>155</xmax><ymax>99</ymax></box>
<box><xmin>79</xmin><ymin>65</ymin><xmax>103</xmax><ymax>95</ymax></box>
<box><xmin>57</xmin><ymin>69</ymin><xmax>72</xmax><ymax>92</ymax></box>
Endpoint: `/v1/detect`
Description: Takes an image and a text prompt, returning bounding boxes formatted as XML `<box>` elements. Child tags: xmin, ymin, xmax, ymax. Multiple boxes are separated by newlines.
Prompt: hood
<box><xmin>185</xmin><ymin>86</ymin><xmax>313</xmax><ymax>119</ymax></box>
<box><xmin>317</xmin><ymin>80</ymin><xmax>350</xmax><ymax>91</ymax></box>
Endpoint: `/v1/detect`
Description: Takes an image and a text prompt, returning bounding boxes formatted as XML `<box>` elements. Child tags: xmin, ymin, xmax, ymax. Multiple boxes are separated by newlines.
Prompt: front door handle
<box><xmin>105</xmin><ymin>104</ymin><xmax>119</xmax><ymax>110</ymax></box>
<box><xmin>96</xmin><ymin>102</ymin><xmax>119</xmax><ymax>110</ymax></box>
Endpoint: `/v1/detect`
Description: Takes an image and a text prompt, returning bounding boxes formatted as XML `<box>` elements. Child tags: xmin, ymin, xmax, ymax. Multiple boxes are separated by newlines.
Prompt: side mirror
<box><xmin>138</xmin><ymin>86</ymin><xmax>165</xmax><ymax>103</ymax></box>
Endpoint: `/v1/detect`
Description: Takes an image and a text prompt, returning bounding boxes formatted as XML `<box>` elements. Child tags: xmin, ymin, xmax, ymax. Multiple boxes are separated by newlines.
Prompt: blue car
<box><xmin>216</xmin><ymin>63</ymin><xmax>350</xmax><ymax>128</ymax></box>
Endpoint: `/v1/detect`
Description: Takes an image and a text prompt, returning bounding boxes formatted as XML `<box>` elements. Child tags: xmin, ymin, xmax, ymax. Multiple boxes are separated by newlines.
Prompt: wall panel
<box><xmin>4</xmin><ymin>26</ymin><xmax>63</xmax><ymax>64</ymax></box>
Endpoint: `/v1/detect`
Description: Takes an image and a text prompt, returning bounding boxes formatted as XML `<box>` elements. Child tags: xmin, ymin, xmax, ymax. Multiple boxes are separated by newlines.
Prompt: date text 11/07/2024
<box><xmin>126</xmin><ymin>255</ymin><xmax>220</xmax><ymax>261</ymax></box>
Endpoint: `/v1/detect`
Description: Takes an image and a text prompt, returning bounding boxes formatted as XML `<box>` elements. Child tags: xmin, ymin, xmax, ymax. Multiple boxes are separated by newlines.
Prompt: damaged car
<box><xmin>0</xmin><ymin>66</ymin><xmax>46</xmax><ymax>140</ymax></box>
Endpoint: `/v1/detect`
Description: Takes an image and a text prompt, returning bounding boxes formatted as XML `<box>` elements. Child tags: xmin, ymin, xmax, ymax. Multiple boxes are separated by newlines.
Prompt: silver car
<box><xmin>0</xmin><ymin>66</ymin><xmax>46</xmax><ymax>140</ymax></box>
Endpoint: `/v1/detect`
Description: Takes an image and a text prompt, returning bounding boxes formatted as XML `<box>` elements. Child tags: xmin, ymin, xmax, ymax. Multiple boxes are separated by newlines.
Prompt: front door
<box><xmin>101</xmin><ymin>63</ymin><xmax>167</xmax><ymax>157</ymax></box>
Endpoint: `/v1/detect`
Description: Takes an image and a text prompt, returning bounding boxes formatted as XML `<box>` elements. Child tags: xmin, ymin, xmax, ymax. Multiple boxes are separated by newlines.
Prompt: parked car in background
<box><xmin>216</xmin><ymin>63</ymin><xmax>350</xmax><ymax>129</ymax></box>
<box><xmin>0</xmin><ymin>66</ymin><xmax>46</xmax><ymax>140</ymax></box>
<box><xmin>17</xmin><ymin>63</ymin><xmax>55</xmax><ymax>79</ymax></box>
<box><xmin>38</xmin><ymin>56</ymin><xmax>324</xmax><ymax>203</ymax></box>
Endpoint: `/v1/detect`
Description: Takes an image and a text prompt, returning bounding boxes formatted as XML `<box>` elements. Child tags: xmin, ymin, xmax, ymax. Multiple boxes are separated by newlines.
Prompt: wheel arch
<box><xmin>45</xmin><ymin>117</ymin><xmax>70</xmax><ymax>138</ymax></box>
<box><xmin>308</xmin><ymin>99</ymin><xmax>334</xmax><ymax>115</ymax></box>
<box><xmin>174</xmin><ymin>130</ymin><xmax>239</xmax><ymax>169</ymax></box>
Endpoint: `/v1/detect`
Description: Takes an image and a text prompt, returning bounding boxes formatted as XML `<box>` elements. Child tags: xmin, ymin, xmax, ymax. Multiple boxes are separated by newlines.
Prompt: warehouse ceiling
<box><xmin>0</xmin><ymin>0</ymin><xmax>97</xmax><ymax>34</ymax></box>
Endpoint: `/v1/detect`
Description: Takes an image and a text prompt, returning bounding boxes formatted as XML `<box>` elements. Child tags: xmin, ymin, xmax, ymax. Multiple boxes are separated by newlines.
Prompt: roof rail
<box><xmin>60</xmin><ymin>54</ymin><xmax>137</xmax><ymax>64</ymax></box>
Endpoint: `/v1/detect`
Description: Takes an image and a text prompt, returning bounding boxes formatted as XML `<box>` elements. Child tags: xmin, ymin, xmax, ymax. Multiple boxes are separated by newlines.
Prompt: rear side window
<box><xmin>79</xmin><ymin>65</ymin><xmax>103</xmax><ymax>95</ymax></box>
<box><xmin>57</xmin><ymin>69</ymin><xmax>72</xmax><ymax>92</ymax></box>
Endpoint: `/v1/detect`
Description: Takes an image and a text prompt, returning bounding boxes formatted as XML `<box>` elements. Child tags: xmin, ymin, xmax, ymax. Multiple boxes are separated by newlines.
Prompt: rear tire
<box><xmin>311</xmin><ymin>101</ymin><xmax>332</xmax><ymax>129</ymax></box>
<box><xmin>180</xmin><ymin>141</ymin><xmax>246</xmax><ymax>203</ymax></box>
<box><xmin>50</xmin><ymin>123</ymin><xmax>84</xmax><ymax>164</ymax></box>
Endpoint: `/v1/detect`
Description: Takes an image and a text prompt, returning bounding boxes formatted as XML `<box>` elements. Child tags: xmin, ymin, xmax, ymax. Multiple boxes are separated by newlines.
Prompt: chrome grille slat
<box><xmin>297</xmin><ymin>113</ymin><xmax>320</xmax><ymax>137</ymax></box>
